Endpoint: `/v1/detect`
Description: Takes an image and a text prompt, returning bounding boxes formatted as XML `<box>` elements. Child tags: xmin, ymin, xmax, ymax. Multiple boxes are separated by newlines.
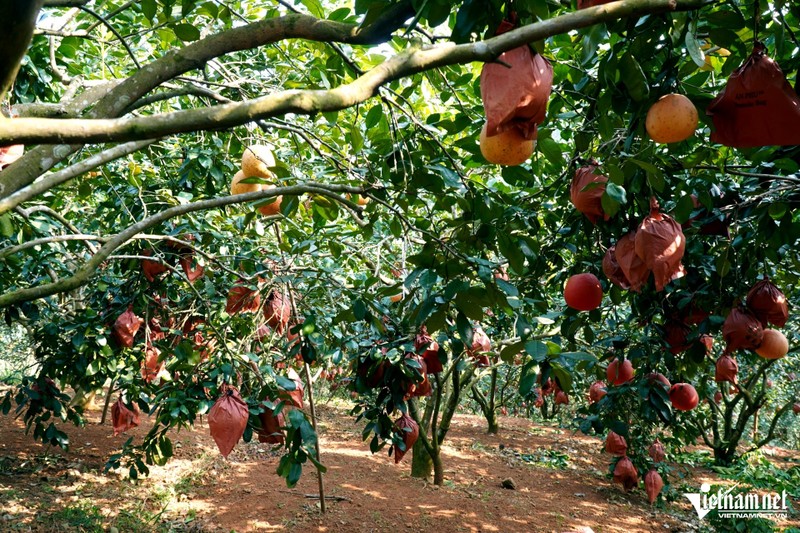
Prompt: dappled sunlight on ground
<box><xmin>2</xmin><ymin>395</ymin><xmax>798</xmax><ymax>532</ymax></box>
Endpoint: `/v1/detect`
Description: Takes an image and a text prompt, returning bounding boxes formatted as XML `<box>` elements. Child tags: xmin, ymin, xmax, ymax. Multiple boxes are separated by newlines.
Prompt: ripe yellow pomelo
<box><xmin>645</xmin><ymin>94</ymin><xmax>698</xmax><ymax>144</ymax></box>
<box><xmin>479</xmin><ymin>124</ymin><xmax>535</xmax><ymax>166</ymax></box>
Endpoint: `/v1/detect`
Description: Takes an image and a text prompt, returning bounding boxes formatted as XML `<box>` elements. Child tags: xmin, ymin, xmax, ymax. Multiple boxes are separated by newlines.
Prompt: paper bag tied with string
<box><xmin>707</xmin><ymin>43</ymin><xmax>800</xmax><ymax>148</ymax></box>
<box><xmin>208</xmin><ymin>385</ymin><xmax>249</xmax><ymax>458</ymax></box>
<box><xmin>111</xmin><ymin>397</ymin><xmax>140</xmax><ymax>436</ymax></box>
<box><xmin>615</xmin><ymin>232</ymin><xmax>650</xmax><ymax>292</ymax></box>
<box><xmin>480</xmin><ymin>20</ymin><xmax>553</xmax><ymax>140</ymax></box>
<box><xmin>634</xmin><ymin>198</ymin><xmax>685</xmax><ymax>292</ymax></box>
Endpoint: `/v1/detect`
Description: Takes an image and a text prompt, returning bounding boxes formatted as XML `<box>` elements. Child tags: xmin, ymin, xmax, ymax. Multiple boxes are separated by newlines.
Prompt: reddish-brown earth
<box><xmin>0</xmin><ymin>394</ymin><xmax>797</xmax><ymax>532</ymax></box>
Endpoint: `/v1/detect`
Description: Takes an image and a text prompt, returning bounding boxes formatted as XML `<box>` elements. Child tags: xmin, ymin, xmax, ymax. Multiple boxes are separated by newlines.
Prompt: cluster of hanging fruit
<box><xmin>353</xmin><ymin>324</ymin><xmax>495</xmax><ymax>463</ymax></box>
<box><xmin>604</xmin><ymin>429</ymin><xmax>666</xmax><ymax>504</ymax></box>
<box><xmin>230</xmin><ymin>144</ymin><xmax>283</xmax><ymax>216</ymax></box>
<box><xmin>715</xmin><ymin>278</ymin><xmax>790</xmax><ymax>389</ymax></box>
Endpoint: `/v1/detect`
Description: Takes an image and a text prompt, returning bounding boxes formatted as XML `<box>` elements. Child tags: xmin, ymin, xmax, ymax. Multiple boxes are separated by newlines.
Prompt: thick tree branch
<box><xmin>0</xmin><ymin>0</ymin><xmax>45</xmax><ymax>102</ymax></box>
<box><xmin>0</xmin><ymin>0</ymin><xmax>708</xmax><ymax>201</ymax></box>
<box><xmin>0</xmin><ymin>139</ymin><xmax>158</xmax><ymax>215</ymax></box>
<box><xmin>0</xmin><ymin>3</ymin><xmax>414</xmax><ymax>200</ymax></box>
<box><xmin>0</xmin><ymin>183</ymin><xmax>363</xmax><ymax>308</ymax></box>
<box><xmin>0</xmin><ymin>0</ymin><xmax>709</xmax><ymax>147</ymax></box>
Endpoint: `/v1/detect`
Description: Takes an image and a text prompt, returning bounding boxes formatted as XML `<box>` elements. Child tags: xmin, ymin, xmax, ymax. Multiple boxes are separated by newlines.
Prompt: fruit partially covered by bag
<box><xmin>113</xmin><ymin>306</ymin><xmax>144</xmax><ymax>348</ymax></box>
<box><xmin>111</xmin><ymin>397</ymin><xmax>140</xmax><ymax>436</ymax></box>
<box><xmin>634</xmin><ymin>198</ymin><xmax>685</xmax><ymax>291</ymax></box>
<box><xmin>393</xmin><ymin>413</ymin><xmax>419</xmax><ymax>464</ymax></box>
<box><xmin>570</xmin><ymin>164</ymin><xmax>609</xmax><ymax>224</ymax></box>
<box><xmin>208</xmin><ymin>385</ymin><xmax>249</xmax><ymax>458</ymax></box>
<box><xmin>707</xmin><ymin>43</ymin><xmax>800</xmax><ymax>148</ymax></box>
<box><xmin>480</xmin><ymin>20</ymin><xmax>553</xmax><ymax>142</ymax></box>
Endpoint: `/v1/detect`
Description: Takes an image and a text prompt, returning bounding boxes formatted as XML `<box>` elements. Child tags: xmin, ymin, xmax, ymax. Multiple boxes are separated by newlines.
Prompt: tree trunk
<box><xmin>410</xmin><ymin>439</ymin><xmax>433</xmax><ymax>479</ymax></box>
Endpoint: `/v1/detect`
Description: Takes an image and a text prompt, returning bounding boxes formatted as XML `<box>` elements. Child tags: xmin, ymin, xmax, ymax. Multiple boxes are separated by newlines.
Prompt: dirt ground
<box><xmin>0</xmin><ymin>394</ymin><xmax>797</xmax><ymax>533</ymax></box>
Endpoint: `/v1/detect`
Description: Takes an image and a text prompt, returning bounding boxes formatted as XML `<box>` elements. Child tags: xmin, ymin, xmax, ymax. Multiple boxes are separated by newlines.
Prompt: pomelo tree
<box><xmin>1</xmin><ymin>0</ymin><xmax>799</xmax><ymax>505</ymax></box>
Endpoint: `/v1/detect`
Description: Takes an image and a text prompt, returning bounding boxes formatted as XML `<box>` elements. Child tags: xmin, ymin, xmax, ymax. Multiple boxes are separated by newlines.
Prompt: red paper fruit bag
<box><xmin>113</xmin><ymin>305</ymin><xmax>144</xmax><ymax>348</ymax></box>
<box><xmin>208</xmin><ymin>385</ymin><xmax>249</xmax><ymax>458</ymax></box>
<box><xmin>480</xmin><ymin>20</ymin><xmax>553</xmax><ymax>140</ymax></box>
<box><xmin>393</xmin><ymin>413</ymin><xmax>419</xmax><ymax>464</ymax></box>
<box><xmin>111</xmin><ymin>397</ymin><xmax>140</xmax><ymax>436</ymax></box>
<box><xmin>707</xmin><ymin>43</ymin><xmax>800</xmax><ymax>148</ymax></box>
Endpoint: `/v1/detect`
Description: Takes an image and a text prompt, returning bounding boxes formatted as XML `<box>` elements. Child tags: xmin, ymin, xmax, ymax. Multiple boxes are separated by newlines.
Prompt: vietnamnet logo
<box><xmin>684</xmin><ymin>483</ymin><xmax>789</xmax><ymax>520</ymax></box>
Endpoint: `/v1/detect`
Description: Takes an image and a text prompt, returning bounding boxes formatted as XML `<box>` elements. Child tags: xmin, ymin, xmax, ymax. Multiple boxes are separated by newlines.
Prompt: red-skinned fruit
<box><xmin>564</xmin><ymin>273</ymin><xmax>603</xmax><ymax>311</ymax></box>
<box><xmin>589</xmin><ymin>381</ymin><xmax>607</xmax><ymax>403</ymax></box>
<box><xmin>669</xmin><ymin>383</ymin><xmax>699</xmax><ymax>411</ymax></box>
<box><xmin>607</xmin><ymin>359</ymin><xmax>634</xmax><ymax>385</ymax></box>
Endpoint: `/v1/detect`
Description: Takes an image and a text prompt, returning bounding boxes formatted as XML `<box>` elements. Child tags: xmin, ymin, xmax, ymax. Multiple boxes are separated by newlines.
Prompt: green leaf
<box><xmin>768</xmin><ymin>202</ymin><xmax>787</xmax><ymax>220</ymax></box>
<box><xmin>364</xmin><ymin>105</ymin><xmax>383</xmax><ymax>129</ymax></box>
<box><xmin>456</xmin><ymin>311</ymin><xmax>473</xmax><ymax>347</ymax></box>
<box><xmin>537</xmin><ymin>137</ymin><xmax>563</xmax><ymax>166</ymax></box>
<box><xmin>173</xmin><ymin>24</ymin><xmax>201</xmax><ymax>42</ymax></box>
<box><xmin>685</xmin><ymin>30</ymin><xmax>705</xmax><ymax>68</ymax></box>
<box><xmin>141</xmin><ymin>0</ymin><xmax>157</xmax><ymax>20</ymax></box>
<box><xmin>620</xmin><ymin>54</ymin><xmax>649</xmax><ymax>102</ymax></box>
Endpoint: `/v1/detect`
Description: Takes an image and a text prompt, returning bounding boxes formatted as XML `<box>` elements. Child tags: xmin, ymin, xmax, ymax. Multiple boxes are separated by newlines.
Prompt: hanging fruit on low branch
<box><xmin>755</xmin><ymin>329</ymin><xmax>789</xmax><ymax>360</ymax></box>
<box><xmin>746</xmin><ymin>278</ymin><xmax>789</xmax><ymax>328</ymax></box>
<box><xmin>607</xmin><ymin>358</ymin><xmax>634</xmax><ymax>385</ymax></box>
<box><xmin>605</xmin><ymin>431</ymin><xmax>627</xmax><ymax>456</ymax></box>
<box><xmin>208</xmin><ymin>385</ymin><xmax>249</xmax><ymax>458</ymax></box>
<box><xmin>554</xmin><ymin>390</ymin><xmax>569</xmax><ymax>405</ymax></box>
<box><xmin>722</xmin><ymin>304</ymin><xmax>764</xmax><ymax>352</ymax></box>
<box><xmin>664</xmin><ymin>320</ymin><xmax>691</xmax><ymax>354</ymax></box>
<box><xmin>715</xmin><ymin>353</ymin><xmax>738</xmax><ymax>383</ymax></box>
<box><xmin>644</xmin><ymin>469</ymin><xmax>664</xmax><ymax>504</ymax></box>
<box><xmin>602</xmin><ymin>245</ymin><xmax>630</xmax><ymax>289</ymax></box>
<box><xmin>570</xmin><ymin>164</ymin><xmax>609</xmax><ymax>224</ymax></box>
<box><xmin>111</xmin><ymin>397</ymin><xmax>140</xmax><ymax>436</ymax></box>
<box><xmin>480</xmin><ymin>19</ymin><xmax>553</xmax><ymax>140</ymax></box>
<box><xmin>615</xmin><ymin>232</ymin><xmax>650</xmax><ymax>292</ymax></box>
<box><xmin>141</xmin><ymin>249</ymin><xmax>168</xmax><ymax>282</ymax></box>
<box><xmin>415</xmin><ymin>326</ymin><xmax>442</xmax><ymax>374</ymax></box>
<box><xmin>588</xmin><ymin>381</ymin><xmax>607</xmax><ymax>403</ymax></box>
<box><xmin>707</xmin><ymin>42</ymin><xmax>800</xmax><ymax>147</ymax></box>
<box><xmin>467</xmin><ymin>327</ymin><xmax>492</xmax><ymax>367</ymax></box>
<box><xmin>113</xmin><ymin>306</ymin><xmax>144</xmax><ymax>348</ymax></box>
<box><xmin>613</xmin><ymin>456</ymin><xmax>639</xmax><ymax>492</ymax></box>
<box><xmin>646</xmin><ymin>93</ymin><xmax>698</xmax><ymax>143</ymax></box>
<box><xmin>648</xmin><ymin>440</ymin><xmax>666</xmax><ymax>463</ymax></box>
<box><xmin>226</xmin><ymin>283</ymin><xmax>261</xmax><ymax>315</ymax></box>
<box><xmin>634</xmin><ymin>198</ymin><xmax>685</xmax><ymax>291</ymax></box>
<box><xmin>669</xmin><ymin>383</ymin><xmax>699</xmax><ymax>411</ymax></box>
<box><xmin>479</xmin><ymin>18</ymin><xmax>552</xmax><ymax>166</ymax></box>
<box><xmin>393</xmin><ymin>413</ymin><xmax>419</xmax><ymax>464</ymax></box>
<box><xmin>564</xmin><ymin>273</ymin><xmax>603</xmax><ymax>311</ymax></box>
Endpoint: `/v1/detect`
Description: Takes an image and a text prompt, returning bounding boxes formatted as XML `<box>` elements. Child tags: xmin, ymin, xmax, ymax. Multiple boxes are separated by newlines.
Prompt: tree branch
<box><xmin>0</xmin><ymin>0</ymin><xmax>709</xmax><ymax>148</ymax></box>
<box><xmin>0</xmin><ymin>139</ymin><xmax>158</xmax><ymax>215</ymax></box>
<box><xmin>0</xmin><ymin>0</ymin><xmax>45</xmax><ymax>102</ymax></box>
<box><xmin>0</xmin><ymin>183</ymin><xmax>363</xmax><ymax>308</ymax></box>
<box><xmin>0</xmin><ymin>3</ymin><xmax>415</xmax><ymax>199</ymax></box>
<box><xmin>0</xmin><ymin>0</ymin><xmax>708</xmax><ymax>202</ymax></box>
<box><xmin>43</xmin><ymin>0</ymin><xmax>90</xmax><ymax>6</ymax></box>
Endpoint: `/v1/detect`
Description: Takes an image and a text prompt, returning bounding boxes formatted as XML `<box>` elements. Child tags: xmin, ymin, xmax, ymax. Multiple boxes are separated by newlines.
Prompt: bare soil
<box><xmin>0</xmin><ymin>396</ymin><xmax>797</xmax><ymax>532</ymax></box>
